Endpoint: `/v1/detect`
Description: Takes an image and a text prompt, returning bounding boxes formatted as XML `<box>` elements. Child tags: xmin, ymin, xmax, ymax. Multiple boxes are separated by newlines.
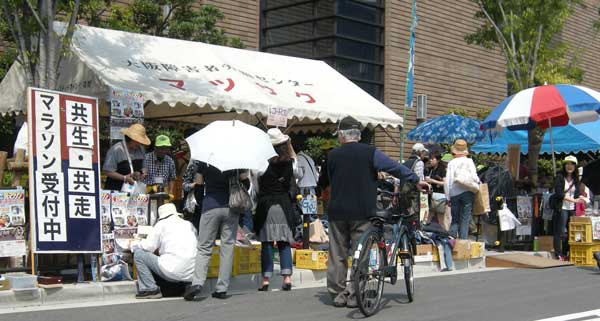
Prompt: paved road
<box><xmin>4</xmin><ymin>266</ymin><xmax>600</xmax><ymax>321</ymax></box>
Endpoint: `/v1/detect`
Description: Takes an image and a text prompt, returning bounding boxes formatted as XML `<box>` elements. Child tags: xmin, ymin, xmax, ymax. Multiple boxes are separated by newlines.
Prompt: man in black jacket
<box><xmin>319</xmin><ymin>116</ymin><xmax>429</xmax><ymax>308</ymax></box>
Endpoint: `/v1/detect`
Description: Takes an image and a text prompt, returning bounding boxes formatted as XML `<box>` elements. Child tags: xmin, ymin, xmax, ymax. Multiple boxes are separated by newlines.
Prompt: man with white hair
<box><xmin>403</xmin><ymin>143</ymin><xmax>429</xmax><ymax>180</ymax></box>
<box><xmin>131</xmin><ymin>203</ymin><xmax>197</xmax><ymax>299</ymax></box>
<box><xmin>319</xmin><ymin>116</ymin><xmax>430</xmax><ymax>308</ymax></box>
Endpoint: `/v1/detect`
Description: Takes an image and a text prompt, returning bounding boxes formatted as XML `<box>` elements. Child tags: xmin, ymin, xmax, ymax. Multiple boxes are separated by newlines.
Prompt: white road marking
<box><xmin>535</xmin><ymin>309</ymin><xmax>600</xmax><ymax>321</ymax></box>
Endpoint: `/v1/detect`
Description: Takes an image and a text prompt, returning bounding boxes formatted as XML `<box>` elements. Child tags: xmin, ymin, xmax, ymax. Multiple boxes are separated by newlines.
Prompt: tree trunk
<box><xmin>527</xmin><ymin>126</ymin><xmax>545</xmax><ymax>187</ymax></box>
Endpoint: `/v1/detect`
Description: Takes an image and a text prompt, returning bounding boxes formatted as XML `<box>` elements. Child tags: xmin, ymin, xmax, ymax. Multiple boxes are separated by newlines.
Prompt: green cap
<box><xmin>441</xmin><ymin>153</ymin><xmax>453</xmax><ymax>162</ymax></box>
<box><xmin>155</xmin><ymin>135</ymin><xmax>171</xmax><ymax>147</ymax></box>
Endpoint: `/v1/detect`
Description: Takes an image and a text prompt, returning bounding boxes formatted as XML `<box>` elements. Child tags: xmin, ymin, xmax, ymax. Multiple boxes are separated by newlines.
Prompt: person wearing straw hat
<box><xmin>103</xmin><ymin>123</ymin><xmax>150</xmax><ymax>191</ymax></box>
<box><xmin>444</xmin><ymin>139</ymin><xmax>480</xmax><ymax>239</ymax></box>
<box><xmin>143</xmin><ymin>135</ymin><xmax>177</xmax><ymax>194</ymax></box>
<box><xmin>131</xmin><ymin>203</ymin><xmax>197</xmax><ymax>299</ymax></box>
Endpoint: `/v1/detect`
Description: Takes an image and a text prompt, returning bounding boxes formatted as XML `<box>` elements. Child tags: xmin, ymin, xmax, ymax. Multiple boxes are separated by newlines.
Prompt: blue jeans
<box><xmin>437</xmin><ymin>238</ymin><xmax>454</xmax><ymax>270</ymax></box>
<box><xmin>261</xmin><ymin>241</ymin><xmax>293</xmax><ymax>278</ymax></box>
<box><xmin>450</xmin><ymin>191</ymin><xmax>475</xmax><ymax>239</ymax></box>
<box><xmin>239</xmin><ymin>210</ymin><xmax>254</xmax><ymax>232</ymax></box>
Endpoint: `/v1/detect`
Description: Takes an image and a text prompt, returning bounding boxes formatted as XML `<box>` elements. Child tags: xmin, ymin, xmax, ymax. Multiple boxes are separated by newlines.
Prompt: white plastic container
<box><xmin>5</xmin><ymin>273</ymin><xmax>37</xmax><ymax>289</ymax></box>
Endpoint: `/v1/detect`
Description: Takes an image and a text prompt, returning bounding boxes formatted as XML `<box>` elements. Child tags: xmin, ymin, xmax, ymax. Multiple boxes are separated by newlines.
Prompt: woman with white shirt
<box><xmin>553</xmin><ymin>156</ymin><xmax>584</xmax><ymax>261</ymax></box>
<box><xmin>444</xmin><ymin>139</ymin><xmax>480</xmax><ymax>239</ymax></box>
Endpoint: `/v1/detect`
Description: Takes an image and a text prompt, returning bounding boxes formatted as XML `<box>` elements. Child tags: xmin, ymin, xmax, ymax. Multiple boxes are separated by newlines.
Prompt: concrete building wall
<box><xmin>379</xmin><ymin>0</ymin><xmax>507</xmax><ymax>159</ymax></box>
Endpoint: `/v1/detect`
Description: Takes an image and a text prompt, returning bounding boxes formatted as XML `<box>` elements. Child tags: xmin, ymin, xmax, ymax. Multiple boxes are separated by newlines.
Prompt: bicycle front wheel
<box><xmin>353</xmin><ymin>230</ymin><xmax>385</xmax><ymax>317</ymax></box>
<box><xmin>401</xmin><ymin>233</ymin><xmax>414</xmax><ymax>302</ymax></box>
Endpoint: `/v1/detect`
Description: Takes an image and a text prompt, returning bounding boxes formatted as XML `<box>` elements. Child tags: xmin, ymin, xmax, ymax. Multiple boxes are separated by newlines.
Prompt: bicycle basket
<box><xmin>395</xmin><ymin>182</ymin><xmax>420</xmax><ymax>219</ymax></box>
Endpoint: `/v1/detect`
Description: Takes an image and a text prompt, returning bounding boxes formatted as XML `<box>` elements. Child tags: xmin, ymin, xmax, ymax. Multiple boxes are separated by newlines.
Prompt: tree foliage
<box><xmin>466</xmin><ymin>0</ymin><xmax>583</xmax><ymax>93</ymax></box>
<box><xmin>102</xmin><ymin>0</ymin><xmax>244</xmax><ymax>48</ymax></box>
<box><xmin>0</xmin><ymin>0</ymin><xmax>245</xmax><ymax>90</ymax></box>
<box><xmin>466</xmin><ymin>0</ymin><xmax>584</xmax><ymax>185</ymax></box>
<box><xmin>0</xmin><ymin>0</ymin><xmax>84</xmax><ymax>89</ymax></box>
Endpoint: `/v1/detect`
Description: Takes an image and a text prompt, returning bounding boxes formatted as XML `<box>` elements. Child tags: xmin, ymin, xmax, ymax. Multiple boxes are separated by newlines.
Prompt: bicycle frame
<box><xmin>353</xmin><ymin>215</ymin><xmax>414</xmax><ymax>279</ymax></box>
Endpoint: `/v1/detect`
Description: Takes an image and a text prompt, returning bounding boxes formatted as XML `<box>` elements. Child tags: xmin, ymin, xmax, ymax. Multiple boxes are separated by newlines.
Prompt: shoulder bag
<box><xmin>229</xmin><ymin>170</ymin><xmax>253</xmax><ymax>213</ymax></box>
<box><xmin>453</xmin><ymin>161</ymin><xmax>480</xmax><ymax>193</ymax></box>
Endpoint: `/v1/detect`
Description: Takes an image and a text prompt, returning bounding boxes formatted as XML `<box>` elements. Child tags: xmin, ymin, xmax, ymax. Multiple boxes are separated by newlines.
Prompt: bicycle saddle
<box><xmin>370</xmin><ymin>209</ymin><xmax>391</xmax><ymax>222</ymax></box>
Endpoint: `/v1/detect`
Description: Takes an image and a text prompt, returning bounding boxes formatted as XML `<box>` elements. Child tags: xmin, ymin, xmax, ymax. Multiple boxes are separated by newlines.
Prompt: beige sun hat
<box><xmin>451</xmin><ymin>139</ymin><xmax>469</xmax><ymax>156</ymax></box>
<box><xmin>267</xmin><ymin>128</ymin><xmax>289</xmax><ymax>146</ymax></box>
<box><xmin>120</xmin><ymin>123</ymin><xmax>151</xmax><ymax>145</ymax></box>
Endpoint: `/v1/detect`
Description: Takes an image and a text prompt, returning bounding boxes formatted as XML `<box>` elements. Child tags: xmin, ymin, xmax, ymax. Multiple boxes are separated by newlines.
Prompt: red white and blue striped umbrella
<box><xmin>481</xmin><ymin>84</ymin><xmax>600</xmax><ymax>131</ymax></box>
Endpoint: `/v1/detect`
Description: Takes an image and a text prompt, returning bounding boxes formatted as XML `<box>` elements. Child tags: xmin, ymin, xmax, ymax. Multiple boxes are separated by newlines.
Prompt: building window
<box><xmin>260</xmin><ymin>0</ymin><xmax>384</xmax><ymax>101</ymax></box>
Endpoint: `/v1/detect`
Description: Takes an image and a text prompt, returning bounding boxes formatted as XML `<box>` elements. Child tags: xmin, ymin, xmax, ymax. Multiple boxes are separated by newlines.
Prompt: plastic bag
<box><xmin>183</xmin><ymin>191</ymin><xmax>197</xmax><ymax>214</ymax></box>
<box><xmin>309</xmin><ymin>219</ymin><xmax>329</xmax><ymax>243</ymax></box>
<box><xmin>100</xmin><ymin>261</ymin><xmax>133</xmax><ymax>282</ymax></box>
<box><xmin>498</xmin><ymin>203</ymin><xmax>521</xmax><ymax>231</ymax></box>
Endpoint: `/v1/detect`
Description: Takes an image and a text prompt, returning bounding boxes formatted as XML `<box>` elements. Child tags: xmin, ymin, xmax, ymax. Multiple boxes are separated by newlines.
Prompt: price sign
<box><xmin>267</xmin><ymin>107</ymin><xmax>288</xmax><ymax>127</ymax></box>
<box><xmin>301</xmin><ymin>195</ymin><xmax>318</xmax><ymax>215</ymax></box>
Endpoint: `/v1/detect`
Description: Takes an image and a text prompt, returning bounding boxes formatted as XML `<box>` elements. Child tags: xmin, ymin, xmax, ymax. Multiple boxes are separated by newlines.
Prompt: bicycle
<box><xmin>351</xmin><ymin>188</ymin><xmax>419</xmax><ymax>317</ymax></box>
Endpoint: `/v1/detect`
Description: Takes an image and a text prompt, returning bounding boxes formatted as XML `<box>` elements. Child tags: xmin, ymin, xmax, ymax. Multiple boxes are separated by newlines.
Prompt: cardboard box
<box><xmin>0</xmin><ymin>279</ymin><xmax>9</xmax><ymax>291</ymax></box>
<box><xmin>295</xmin><ymin>249</ymin><xmax>328</xmax><ymax>270</ymax></box>
<box><xmin>470</xmin><ymin>241</ymin><xmax>485</xmax><ymax>258</ymax></box>
<box><xmin>452</xmin><ymin>240</ymin><xmax>471</xmax><ymax>260</ymax></box>
<box><xmin>416</xmin><ymin>244</ymin><xmax>435</xmax><ymax>256</ymax></box>
<box><xmin>538</xmin><ymin>235</ymin><xmax>553</xmax><ymax>252</ymax></box>
<box><xmin>233</xmin><ymin>243</ymin><xmax>261</xmax><ymax>275</ymax></box>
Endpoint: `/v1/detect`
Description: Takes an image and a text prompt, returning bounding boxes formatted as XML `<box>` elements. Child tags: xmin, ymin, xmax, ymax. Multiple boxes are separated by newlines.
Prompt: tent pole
<box><xmin>549</xmin><ymin>119</ymin><xmax>556</xmax><ymax>177</ymax></box>
<box><xmin>283</xmin><ymin>119</ymin><xmax>298</xmax><ymax>134</ymax></box>
<box><xmin>254</xmin><ymin>115</ymin><xmax>267</xmax><ymax>130</ymax></box>
<box><xmin>382</xmin><ymin>127</ymin><xmax>401</xmax><ymax>147</ymax></box>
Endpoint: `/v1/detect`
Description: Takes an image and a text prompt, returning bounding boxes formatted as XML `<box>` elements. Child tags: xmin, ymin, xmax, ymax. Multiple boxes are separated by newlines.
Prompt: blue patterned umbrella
<box><xmin>407</xmin><ymin>114</ymin><xmax>484</xmax><ymax>144</ymax></box>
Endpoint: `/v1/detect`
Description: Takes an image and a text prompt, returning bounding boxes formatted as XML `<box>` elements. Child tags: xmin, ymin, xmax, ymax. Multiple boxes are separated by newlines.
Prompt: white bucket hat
<box><xmin>267</xmin><ymin>128</ymin><xmax>289</xmax><ymax>146</ymax></box>
<box><xmin>157</xmin><ymin>203</ymin><xmax>181</xmax><ymax>220</ymax></box>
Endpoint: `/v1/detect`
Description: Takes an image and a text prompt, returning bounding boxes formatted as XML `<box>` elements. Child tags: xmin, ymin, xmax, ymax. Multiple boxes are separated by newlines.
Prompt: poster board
<box><xmin>28</xmin><ymin>88</ymin><xmax>102</xmax><ymax>253</ymax></box>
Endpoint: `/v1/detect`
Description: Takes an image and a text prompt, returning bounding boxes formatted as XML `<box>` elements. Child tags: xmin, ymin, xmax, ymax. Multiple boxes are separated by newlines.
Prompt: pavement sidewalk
<box><xmin>1</xmin><ymin>250</ymin><xmax>547</xmax><ymax>312</ymax></box>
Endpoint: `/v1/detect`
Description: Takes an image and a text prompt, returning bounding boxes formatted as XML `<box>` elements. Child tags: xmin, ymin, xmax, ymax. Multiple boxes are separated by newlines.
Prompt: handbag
<box><xmin>228</xmin><ymin>171</ymin><xmax>252</xmax><ymax>213</ymax></box>
<box><xmin>454</xmin><ymin>162</ymin><xmax>480</xmax><ymax>193</ymax></box>
<box><xmin>436</xmin><ymin>205</ymin><xmax>452</xmax><ymax>231</ymax></box>
<box><xmin>473</xmin><ymin>183</ymin><xmax>491</xmax><ymax>215</ymax></box>
<box><xmin>120</xmin><ymin>142</ymin><xmax>146</xmax><ymax>195</ymax></box>
<box><xmin>431</xmin><ymin>192</ymin><xmax>447</xmax><ymax>214</ymax></box>
<box><xmin>309</xmin><ymin>218</ymin><xmax>329</xmax><ymax>243</ymax></box>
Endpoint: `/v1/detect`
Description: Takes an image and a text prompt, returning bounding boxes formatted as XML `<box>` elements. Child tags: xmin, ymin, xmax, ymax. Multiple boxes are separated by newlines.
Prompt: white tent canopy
<box><xmin>0</xmin><ymin>23</ymin><xmax>403</xmax><ymax>130</ymax></box>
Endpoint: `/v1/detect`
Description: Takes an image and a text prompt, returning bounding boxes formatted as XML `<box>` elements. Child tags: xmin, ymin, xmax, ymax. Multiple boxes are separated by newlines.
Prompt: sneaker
<box><xmin>212</xmin><ymin>291</ymin><xmax>228</xmax><ymax>299</ymax></box>
<box><xmin>332</xmin><ymin>293</ymin><xmax>347</xmax><ymax>308</ymax></box>
<box><xmin>183</xmin><ymin>284</ymin><xmax>204</xmax><ymax>301</ymax></box>
<box><xmin>135</xmin><ymin>289</ymin><xmax>162</xmax><ymax>299</ymax></box>
<box><xmin>346</xmin><ymin>296</ymin><xmax>358</xmax><ymax>308</ymax></box>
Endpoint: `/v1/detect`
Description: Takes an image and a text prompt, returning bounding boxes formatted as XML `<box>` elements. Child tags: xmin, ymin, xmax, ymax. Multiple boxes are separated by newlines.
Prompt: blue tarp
<box><xmin>472</xmin><ymin>120</ymin><xmax>600</xmax><ymax>154</ymax></box>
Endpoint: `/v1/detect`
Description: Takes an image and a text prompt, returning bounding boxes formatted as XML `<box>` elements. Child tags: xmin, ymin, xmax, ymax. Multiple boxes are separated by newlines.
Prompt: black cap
<box><xmin>338</xmin><ymin>116</ymin><xmax>361</xmax><ymax>131</ymax></box>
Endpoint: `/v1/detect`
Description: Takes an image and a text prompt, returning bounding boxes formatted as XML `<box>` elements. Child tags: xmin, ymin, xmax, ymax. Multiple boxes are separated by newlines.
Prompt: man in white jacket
<box><xmin>131</xmin><ymin>203</ymin><xmax>198</xmax><ymax>299</ymax></box>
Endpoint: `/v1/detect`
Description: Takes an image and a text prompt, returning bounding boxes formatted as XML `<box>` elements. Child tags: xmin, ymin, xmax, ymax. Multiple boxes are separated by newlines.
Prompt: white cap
<box><xmin>412</xmin><ymin>143</ymin><xmax>428</xmax><ymax>153</ymax></box>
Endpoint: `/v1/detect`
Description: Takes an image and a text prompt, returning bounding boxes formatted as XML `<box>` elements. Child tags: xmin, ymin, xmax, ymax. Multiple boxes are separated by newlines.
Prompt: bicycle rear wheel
<box><xmin>400</xmin><ymin>234</ymin><xmax>414</xmax><ymax>302</ymax></box>
<box><xmin>353</xmin><ymin>230</ymin><xmax>385</xmax><ymax>317</ymax></box>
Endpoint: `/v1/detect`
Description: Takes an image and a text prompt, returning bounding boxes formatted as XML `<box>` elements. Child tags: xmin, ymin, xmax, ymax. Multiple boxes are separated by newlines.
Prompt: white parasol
<box><xmin>186</xmin><ymin>120</ymin><xmax>275</xmax><ymax>172</ymax></box>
